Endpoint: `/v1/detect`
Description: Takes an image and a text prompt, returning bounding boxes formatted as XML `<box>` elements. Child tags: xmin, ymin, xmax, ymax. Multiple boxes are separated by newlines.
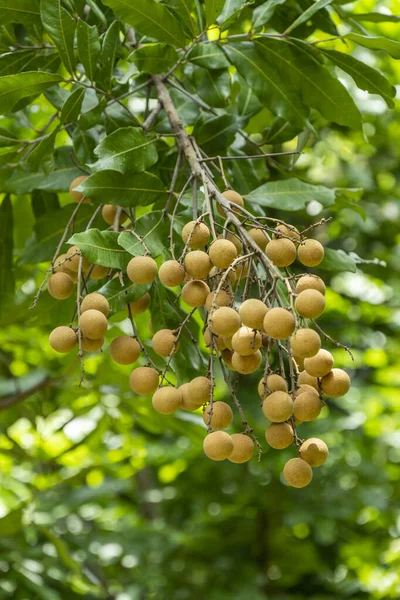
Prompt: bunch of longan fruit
<box><xmin>45</xmin><ymin>181</ymin><xmax>351</xmax><ymax>488</ymax></box>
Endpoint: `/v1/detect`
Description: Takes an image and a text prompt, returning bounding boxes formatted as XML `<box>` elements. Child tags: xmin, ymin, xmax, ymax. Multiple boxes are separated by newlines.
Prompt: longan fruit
<box><xmin>205</xmin><ymin>289</ymin><xmax>232</xmax><ymax>312</ymax></box>
<box><xmin>217</xmin><ymin>189</ymin><xmax>244</xmax><ymax>217</ymax></box>
<box><xmin>184</xmin><ymin>250</ymin><xmax>211</xmax><ymax>279</ymax></box>
<box><xmin>297</xmin><ymin>370</ymin><xmax>318</xmax><ymax>390</ymax></box>
<box><xmin>190</xmin><ymin>376</ymin><xmax>212</xmax><ymax>405</ymax></box>
<box><xmin>290</xmin><ymin>328</ymin><xmax>321</xmax><ymax>358</ymax></box>
<box><xmin>235</xmin><ymin>259</ymin><xmax>250</xmax><ymax>280</ymax></box>
<box><xmin>81</xmin><ymin>293</ymin><xmax>110</xmax><ymax>317</ymax></box>
<box><xmin>203</xmin><ymin>431</ymin><xmax>234</xmax><ymax>461</ymax></box>
<box><xmin>283</xmin><ymin>458</ymin><xmax>313</xmax><ymax>488</ymax></box>
<box><xmin>159</xmin><ymin>260</ymin><xmax>185</xmax><ymax>287</ymax></box>
<box><xmin>102</xmin><ymin>204</ymin><xmax>126</xmax><ymax>226</ymax></box>
<box><xmin>294</xmin><ymin>384</ymin><xmax>319</xmax><ymax>397</ymax></box>
<box><xmin>263</xmin><ymin>308</ymin><xmax>295</xmax><ymax>340</ymax></box>
<box><xmin>248</xmin><ymin>228</ymin><xmax>268</xmax><ymax>250</ymax></box>
<box><xmin>228</xmin><ymin>434</ymin><xmax>254</xmax><ymax>463</ymax></box>
<box><xmin>180</xmin><ymin>383</ymin><xmax>203</xmax><ymax>411</ymax></box>
<box><xmin>262</xmin><ymin>391</ymin><xmax>293</xmax><ymax>422</ymax></box>
<box><xmin>296</xmin><ymin>275</ymin><xmax>326</xmax><ymax>296</ymax></box>
<box><xmin>298</xmin><ymin>239</ymin><xmax>324</xmax><ymax>267</ymax></box>
<box><xmin>81</xmin><ymin>336</ymin><xmax>104</xmax><ymax>352</ymax></box>
<box><xmin>274</xmin><ymin>223</ymin><xmax>300</xmax><ymax>242</ymax></box>
<box><xmin>266</xmin><ymin>238</ymin><xmax>296</xmax><ymax>267</ymax></box>
<box><xmin>79</xmin><ymin>309</ymin><xmax>108</xmax><ymax>340</ymax></box>
<box><xmin>295</xmin><ymin>289</ymin><xmax>326</xmax><ymax>319</ymax></box>
<box><xmin>223</xmin><ymin>335</ymin><xmax>233</xmax><ymax>350</ymax></box>
<box><xmin>182</xmin><ymin>221</ymin><xmax>210</xmax><ymax>249</ymax></box>
<box><xmin>48</xmin><ymin>272</ymin><xmax>74</xmax><ymax>300</ymax></box>
<box><xmin>265</xmin><ymin>422</ymin><xmax>294</xmax><ymax>449</ymax></box>
<box><xmin>217</xmin><ymin>232</ymin><xmax>243</xmax><ymax>253</ymax></box>
<box><xmin>152</xmin><ymin>386</ymin><xmax>182</xmax><ymax>414</ymax></box>
<box><xmin>232</xmin><ymin>350</ymin><xmax>262</xmax><ymax>374</ymax></box>
<box><xmin>258</xmin><ymin>374</ymin><xmax>288</xmax><ymax>399</ymax></box>
<box><xmin>221</xmin><ymin>349</ymin><xmax>234</xmax><ymax>370</ymax></box>
<box><xmin>129</xmin><ymin>366</ymin><xmax>159</xmax><ymax>395</ymax></box>
<box><xmin>127</xmin><ymin>256</ymin><xmax>158</xmax><ymax>284</ymax></box>
<box><xmin>129</xmin><ymin>292</ymin><xmax>151</xmax><ymax>315</ymax></box>
<box><xmin>304</xmin><ymin>349</ymin><xmax>333</xmax><ymax>378</ymax></box>
<box><xmin>300</xmin><ymin>438</ymin><xmax>329</xmax><ymax>467</ymax></box>
<box><xmin>203</xmin><ymin>401</ymin><xmax>233</xmax><ymax>430</ymax></box>
<box><xmin>69</xmin><ymin>175</ymin><xmax>90</xmax><ymax>203</ymax></box>
<box><xmin>208</xmin><ymin>239</ymin><xmax>237</xmax><ymax>269</ymax></box>
<box><xmin>54</xmin><ymin>253</ymin><xmax>69</xmax><ymax>274</ymax></box>
<box><xmin>232</xmin><ymin>327</ymin><xmax>262</xmax><ymax>356</ymax></box>
<box><xmin>292</xmin><ymin>353</ymin><xmax>305</xmax><ymax>371</ymax></box>
<box><xmin>203</xmin><ymin>329</ymin><xmax>226</xmax><ymax>350</ymax></box>
<box><xmin>152</xmin><ymin>329</ymin><xmax>179</xmax><ymax>357</ymax></box>
<box><xmin>321</xmin><ymin>368</ymin><xmax>350</xmax><ymax>397</ymax></box>
<box><xmin>109</xmin><ymin>336</ymin><xmax>140</xmax><ymax>364</ymax></box>
<box><xmin>293</xmin><ymin>391</ymin><xmax>321</xmax><ymax>422</ymax></box>
<box><xmin>239</xmin><ymin>299</ymin><xmax>268</xmax><ymax>330</ymax></box>
<box><xmin>209</xmin><ymin>307</ymin><xmax>241</xmax><ymax>337</ymax></box>
<box><xmin>209</xmin><ymin>265</ymin><xmax>237</xmax><ymax>285</ymax></box>
<box><xmin>66</xmin><ymin>245</ymin><xmax>90</xmax><ymax>273</ymax></box>
<box><xmin>49</xmin><ymin>326</ymin><xmax>77</xmax><ymax>353</ymax></box>
<box><xmin>89</xmin><ymin>264</ymin><xmax>109</xmax><ymax>280</ymax></box>
<box><xmin>182</xmin><ymin>280</ymin><xmax>210</xmax><ymax>307</ymax></box>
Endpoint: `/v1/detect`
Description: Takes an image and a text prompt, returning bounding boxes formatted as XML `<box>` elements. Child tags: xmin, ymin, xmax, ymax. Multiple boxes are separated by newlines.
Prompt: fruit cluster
<box><xmin>45</xmin><ymin>179</ymin><xmax>351</xmax><ymax>488</ymax></box>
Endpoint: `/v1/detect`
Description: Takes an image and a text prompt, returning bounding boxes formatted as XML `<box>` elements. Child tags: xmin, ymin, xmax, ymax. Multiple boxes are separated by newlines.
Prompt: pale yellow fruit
<box><xmin>48</xmin><ymin>272</ymin><xmax>74</xmax><ymax>300</ymax></box>
<box><xmin>182</xmin><ymin>221</ymin><xmax>210</xmax><ymax>249</ymax></box>
<box><xmin>89</xmin><ymin>264</ymin><xmax>109</xmax><ymax>280</ymax></box>
<box><xmin>180</xmin><ymin>383</ymin><xmax>203</xmax><ymax>411</ymax></box>
<box><xmin>152</xmin><ymin>329</ymin><xmax>179</xmax><ymax>357</ymax></box>
<box><xmin>293</xmin><ymin>391</ymin><xmax>322</xmax><ymax>422</ymax></box>
<box><xmin>304</xmin><ymin>349</ymin><xmax>333</xmax><ymax>378</ymax></box>
<box><xmin>292</xmin><ymin>353</ymin><xmax>305</xmax><ymax>371</ymax></box>
<box><xmin>258</xmin><ymin>374</ymin><xmax>288</xmax><ymax>399</ymax></box>
<box><xmin>129</xmin><ymin>366</ymin><xmax>159</xmax><ymax>395</ymax></box>
<box><xmin>81</xmin><ymin>293</ymin><xmax>110</xmax><ymax>317</ymax></box>
<box><xmin>205</xmin><ymin>289</ymin><xmax>232</xmax><ymax>312</ymax></box>
<box><xmin>217</xmin><ymin>189</ymin><xmax>244</xmax><ymax>217</ymax></box>
<box><xmin>300</xmin><ymin>438</ymin><xmax>329</xmax><ymax>467</ymax></box>
<box><xmin>262</xmin><ymin>391</ymin><xmax>293</xmax><ymax>422</ymax></box>
<box><xmin>184</xmin><ymin>250</ymin><xmax>211</xmax><ymax>279</ymax></box>
<box><xmin>232</xmin><ymin>350</ymin><xmax>262</xmax><ymax>374</ymax></box>
<box><xmin>81</xmin><ymin>336</ymin><xmax>104</xmax><ymax>352</ymax></box>
<box><xmin>239</xmin><ymin>299</ymin><xmax>268</xmax><ymax>329</ymax></box>
<box><xmin>290</xmin><ymin>328</ymin><xmax>321</xmax><ymax>358</ymax></box>
<box><xmin>297</xmin><ymin>370</ymin><xmax>318</xmax><ymax>390</ymax></box>
<box><xmin>129</xmin><ymin>292</ymin><xmax>151</xmax><ymax>315</ymax></box>
<box><xmin>208</xmin><ymin>239</ymin><xmax>237</xmax><ymax>269</ymax></box>
<box><xmin>54</xmin><ymin>253</ymin><xmax>70</xmax><ymax>274</ymax></box>
<box><xmin>294</xmin><ymin>384</ymin><xmax>319</xmax><ymax>397</ymax></box>
<box><xmin>321</xmin><ymin>368</ymin><xmax>351</xmax><ymax>397</ymax></box>
<box><xmin>110</xmin><ymin>336</ymin><xmax>140</xmax><ymax>364</ymax></box>
<box><xmin>203</xmin><ymin>431</ymin><xmax>234</xmax><ymax>460</ymax></box>
<box><xmin>295</xmin><ymin>289</ymin><xmax>326</xmax><ymax>319</ymax></box>
<box><xmin>49</xmin><ymin>326</ymin><xmax>77</xmax><ymax>353</ymax></box>
<box><xmin>66</xmin><ymin>245</ymin><xmax>91</xmax><ymax>273</ymax></box>
<box><xmin>159</xmin><ymin>260</ymin><xmax>185</xmax><ymax>287</ymax></box>
<box><xmin>203</xmin><ymin>401</ymin><xmax>233</xmax><ymax>430</ymax></box>
<box><xmin>127</xmin><ymin>256</ymin><xmax>158</xmax><ymax>284</ymax></box>
<box><xmin>102</xmin><ymin>204</ymin><xmax>127</xmax><ymax>226</ymax></box>
<box><xmin>221</xmin><ymin>349</ymin><xmax>234</xmax><ymax>370</ymax></box>
<box><xmin>265</xmin><ymin>423</ymin><xmax>293</xmax><ymax>449</ymax></box>
<box><xmin>152</xmin><ymin>386</ymin><xmax>182</xmax><ymax>414</ymax></box>
<box><xmin>69</xmin><ymin>175</ymin><xmax>90</xmax><ymax>203</ymax></box>
<box><xmin>274</xmin><ymin>223</ymin><xmax>300</xmax><ymax>241</ymax></box>
<box><xmin>263</xmin><ymin>308</ymin><xmax>295</xmax><ymax>340</ymax></box>
<box><xmin>248</xmin><ymin>228</ymin><xmax>268</xmax><ymax>250</ymax></box>
<box><xmin>295</xmin><ymin>275</ymin><xmax>326</xmax><ymax>296</ymax></box>
<box><xmin>266</xmin><ymin>238</ymin><xmax>296</xmax><ymax>267</ymax></box>
<box><xmin>232</xmin><ymin>327</ymin><xmax>262</xmax><ymax>356</ymax></box>
<box><xmin>209</xmin><ymin>265</ymin><xmax>237</xmax><ymax>285</ymax></box>
<box><xmin>298</xmin><ymin>239</ymin><xmax>324</xmax><ymax>267</ymax></box>
<box><xmin>209</xmin><ymin>307</ymin><xmax>241</xmax><ymax>336</ymax></box>
<box><xmin>79</xmin><ymin>309</ymin><xmax>108</xmax><ymax>340</ymax></box>
<box><xmin>217</xmin><ymin>232</ymin><xmax>243</xmax><ymax>253</ymax></box>
<box><xmin>228</xmin><ymin>434</ymin><xmax>254</xmax><ymax>463</ymax></box>
<box><xmin>203</xmin><ymin>329</ymin><xmax>226</xmax><ymax>350</ymax></box>
<box><xmin>235</xmin><ymin>259</ymin><xmax>250</xmax><ymax>280</ymax></box>
<box><xmin>190</xmin><ymin>376</ymin><xmax>212</xmax><ymax>405</ymax></box>
<box><xmin>283</xmin><ymin>458</ymin><xmax>313</xmax><ymax>488</ymax></box>
<box><xmin>223</xmin><ymin>335</ymin><xmax>233</xmax><ymax>350</ymax></box>
<box><xmin>182</xmin><ymin>280</ymin><xmax>210</xmax><ymax>307</ymax></box>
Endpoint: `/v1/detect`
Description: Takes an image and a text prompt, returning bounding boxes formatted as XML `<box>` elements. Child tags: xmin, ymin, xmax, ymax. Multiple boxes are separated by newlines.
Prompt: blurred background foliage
<box><xmin>0</xmin><ymin>0</ymin><xmax>400</xmax><ymax>598</ymax></box>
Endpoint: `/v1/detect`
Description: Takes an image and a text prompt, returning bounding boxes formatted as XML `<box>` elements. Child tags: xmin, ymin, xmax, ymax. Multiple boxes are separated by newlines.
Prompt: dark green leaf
<box><xmin>245</xmin><ymin>177</ymin><xmax>335</xmax><ymax>210</ymax></box>
<box><xmin>283</xmin><ymin>0</ymin><xmax>333</xmax><ymax>34</ymax></box>
<box><xmin>118</xmin><ymin>211</ymin><xmax>170</xmax><ymax>258</ymax></box>
<box><xmin>0</xmin><ymin>507</ymin><xmax>23</xmax><ymax>536</ymax></box>
<box><xmin>0</xmin><ymin>71</ymin><xmax>63</xmax><ymax>115</ymax></box>
<box><xmin>0</xmin><ymin>196</ymin><xmax>14</xmax><ymax>318</ymax></box>
<box><xmin>72</xmin><ymin>128</ymin><xmax>98</xmax><ymax>164</ymax></box>
<box><xmin>187</xmin><ymin>42</ymin><xmax>230</xmax><ymax>69</ymax></box>
<box><xmin>0</xmin><ymin>48</ymin><xmax>60</xmax><ymax>77</ymax></box>
<box><xmin>100</xmin><ymin>21</ymin><xmax>121</xmax><ymax>92</ymax></box>
<box><xmin>346</xmin><ymin>12</ymin><xmax>400</xmax><ymax>23</ymax></box>
<box><xmin>345</xmin><ymin>33</ymin><xmax>400</xmax><ymax>60</ymax></box>
<box><xmin>252</xmin><ymin>0</ymin><xmax>287</xmax><ymax>28</ymax></box>
<box><xmin>192</xmin><ymin>114</ymin><xmax>237</xmax><ymax>154</ymax></box>
<box><xmin>129</xmin><ymin>43</ymin><xmax>178</xmax><ymax>74</ymax></box>
<box><xmin>218</xmin><ymin>0</ymin><xmax>247</xmax><ymax>24</ymax></box>
<box><xmin>265</xmin><ymin>117</ymin><xmax>304</xmax><ymax>144</ymax></box>
<box><xmin>0</xmin><ymin>0</ymin><xmax>40</xmax><ymax>26</ymax></box>
<box><xmin>31</xmin><ymin>190</ymin><xmax>60</xmax><ymax>219</ymax></box>
<box><xmin>0</xmin><ymin>127</ymin><xmax>19</xmax><ymax>147</ymax></box>
<box><xmin>165</xmin><ymin>0</ymin><xmax>197</xmax><ymax>36</ymax></box>
<box><xmin>204</xmin><ymin>0</ymin><xmax>225</xmax><ymax>24</ymax></box>
<box><xmin>41</xmin><ymin>0</ymin><xmax>76</xmax><ymax>75</ymax></box>
<box><xmin>91</xmin><ymin>127</ymin><xmax>158</xmax><ymax>174</ymax></box>
<box><xmin>60</xmin><ymin>87</ymin><xmax>85</xmax><ymax>123</ymax></box>
<box><xmin>97</xmin><ymin>279</ymin><xmax>152</xmax><ymax>314</ymax></box>
<box><xmin>68</xmin><ymin>229</ymin><xmax>130</xmax><ymax>269</ymax></box>
<box><xmin>77</xmin><ymin>19</ymin><xmax>101</xmax><ymax>83</ymax></box>
<box><xmin>319</xmin><ymin>248</ymin><xmax>357</xmax><ymax>272</ymax></box>
<box><xmin>26</xmin><ymin>126</ymin><xmax>59</xmax><ymax>168</ymax></box>
<box><xmin>197</xmin><ymin>69</ymin><xmax>230</xmax><ymax>108</ymax></box>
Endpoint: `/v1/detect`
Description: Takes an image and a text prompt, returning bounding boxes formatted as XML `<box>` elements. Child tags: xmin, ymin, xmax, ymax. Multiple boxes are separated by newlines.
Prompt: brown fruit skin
<box><xmin>152</xmin><ymin>386</ymin><xmax>182</xmax><ymax>414</ymax></box>
<box><xmin>228</xmin><ymin>434</ymin><xmax>254</xmax><ymax>463</ymax></box>
<box><xmin>110</xmin><ymin>336</ymin><xmax>140</xmax><ymax>365</ymax></box>
<box><xmin>190</xmin><ymin>376</ymin><xmax>212</xmax><ymax>405</ymax></box>
<box><xmin>81</xmin><ymin>293</ymin><xmax>110</xmax><ymax>317</ymax></box>
<box><xmin>49</xmin><ymin>326</ymin><xmax>77</xmax><ymax>353</ymax></box>
<box><xmin>184</xmin><ymin>250</ymin><xmax>212</xmax><ymax>279</ymax></box>
<box><xmin>221</xmin><ymin>348</ymin><xmax>234</xmax><ymax>370</ymax></box>
<box><xmin>232</xmin><ymin>327</ymin><xmax>262</xmax><ymax>356</ymax></box>
<box><xmin>48</xmin><ymin>272</ymin><xmax>74</xmax><ymax>300</ymax></box>
<box><xmin>180</xmin><ymin>383</ymin><xmax>203</xmax><ymax>411</ymax></box>
<box><xmin>217</xmin><ymin>232</ymin><xmax>243</xmax><ymax>253</ymax></box>
<box><xmin>159</xmin><ymin>260</ymin><xmax>185</xmax><ymax>287</ymax></box>
<box><xmin>152</xmin><ymin>329</ymin><xmax>179</xmax><ymax>357</ymax></box>
<box><xmin>298</xmin><ymin>239</ymin><xmax>324</xmax><ymax>267</ymax></box>
<box><xmin>274</xmin><ymin>224</ymin><xmax>300</xmax><ymax>242</ymax></box>
<box><xmin>232</xmin><ymin>350</ymin><xmax>262</xmax><ymax>374</ymax></box>
<box><xmin>203</xmin><ymin>329</ymin><xmax>226</xmax><ymax>351</ymax></box>
<box><xmin>304</xmin><ymin>349</ymin><xmax>333</xmax><ymax>378</ymax></box>
<box><xmin>129</xmin><ymin>292</ymin><xmax>151</xmax><ymax>315</ymax></box>
<box><xmin>203</xmin><ymin>431</ymin><xmax>234</xmax><ymax>461</ymax></box>
<box><xmin>129</xmin><ymin>367</ymin><xmax>159</xmax><ymax>395</ymax></box>
<box><xmin>265</xmin><ymin>422</ymin><xmax>294</xmax><ymax>449</ymax></box>
<box><xmin>217</xmin><ymin>189</ymin><xmax>244</xmax><ymax>217</ymax></box>
<box><xmin>66</xmin><ymin>245</ymin><xmax>91</xmax><ymax>272</ymax></box>
<box><xmin>248</xmin><ymin>228</ymin><xmax>268</xmax><ymax>250</ymax></box>
<box><xmin>54</xmin><ymin>253</ymin><xmax>71</xmax><ymax>275</ymax></box>
<box><xmin>296</xmin><ymin>275</ymin><xmax>326</xmax><ymax>296</ymax></box>
<box><xmin>258</xmin><ymin>374</ymin><xmax>288</xmax><ymax>399</ymax></box>
<box><xmin>295</xmin><ymin>384</ymin><xmax>319</xmax><ymax>397</ymax></box>
<box><xmin>283</xmin><ymin>458</ymin><xmax>313</xmax><ymax>488</ymax></box>
<box><xmin>292</xmin><ymin>353</ymin><xmax>305</xmax><ymax>371</ymax></box>
<box><xmin>297</xmin><ymin>370</ymin><xmax>319</xmax><ymax>390</ymax></box>
<box><xmin>321</xmin><ymin>368</ymin><xmax>350</xmax><ymax>397</ymax></box>
<box><xmin>102</xmin><ymin>204</ymin><xmax>126</xmax><ymax>226</ymax></box>
<box><xmin>266</xmin><ymin>238</ymin><xmax>296</xmax><ymax>267</ymax></box>
<box><xmin>262</xmin><ymin>391</ymin><xmax>293</xmax><ymax>422</ymax></box>
<box><xmin>295</xmin><ymin>289</ymin><xmax>326</xmax><ymax>319</ymax></box>
<box><xmin>239</xmin><ymin>299</ymin><xmax>268</xmax><ymax>330</ymax></box>
<box><xmin>263</xmin><ymin>308</ymin><xmax>295</xmax><ymax>340</ymax></box>
<box><xmin>205</xmin><ymin>289</ymin><xmax>232</xmax><ymax>312</ymax></box>
<box><xmin>208</xmin><ymin>239</ymin><xmax>238</xmax><ymax>269</ymax></box>
<box><xmin>182</xmin><ymin>221</ymin><xmax>210</xmax><ymax>249</ymax></box>
<box><xmin>69</xmin><ymin>175</ymin><xmax>90</xmax><ymax>203</ymax></box>
<box><xmin>127</xmin><ymin>256</ymin><xmax>158</xmax><ymax>284</ymax></box>
<box><xmin>293</xmin><ymin>391</ymin><xmax>322</xmax><ymax>422</ymax></box>
<box><xmin>79</xmin><ymin>309</ymin><xmax>108</xmax><ymax>340</ymax></box>
<box><xmin>290</xmin><ymin>328</ymin><xmax>321</xmax><ymax>358</ymax></box>
<box><xmin>203</xmin><ymin>401</ymin><xmax>233</xmax><ymax>430</ymax></box>
<box><xmin>89</xmin><ymin>264</ymin><xmax>109</xmax><ymax>280</ymax></box>
<box><xmin>300</xmin><ymin>438</ymin><xmax>329</xmax><ymax>467</ymax></box>
<box><xmin>235</xmin><ymin>259</ymin><xmax>250</xmax><ymax>281</ymax></box>
<box><xmin>81</xmin><ymin>336</ymin><xmax>104</xmax><ymax>352</ymax></box>
<box><xmin>209</xmin><ymin>307</ymin><xmax>241</xmax><ymax>336</ymax></box>
<box><xmin>182</xmin><ymin>280</ymin><xmax>210</xmax><ymax>307</ymax></box>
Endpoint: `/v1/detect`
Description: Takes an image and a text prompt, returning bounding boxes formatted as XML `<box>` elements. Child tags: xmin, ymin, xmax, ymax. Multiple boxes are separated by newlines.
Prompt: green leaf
<box><xmin>76</xmin><ymin>170</ymin><xmax>167</xmax><ymax>207</ymax></box>
<box><xmin>100</xmin><ymin>20</ymin><xmax>121</xmax><ymax>91</ymax></box>
<box><xmin>252</xmin><ymin>0</ymin><xmax>287</xmax><ymax>28</ymax></box>
<box><xmin>72</xmin><ymin>128</ymin><xmax>98</xmax><ymax>164</ymax></box>
<box><xmin>41</xmin><ymin>0</ymin><xmax>76</xmax><ymax>75</ymax></box>
<box><xmin>187</xmin><ymin>42</ymin><xmax>230</xmax><ymax>69</ymax></box>
<box><xmin>166</xmin><ymin>0</ymin><xmax>197</xmax><ymax>36</ymax></box>
<box><xmin>204</xmin><ymin>0</ymin><xmax>225</xmax><ymax>24</ymax></box>
<box><xmin>101</xmin><ymin>0</ymin><xmax>187</xmax><ymax>48</ymax></box>
<box><xmin>0</xmin><ymin>507</ymin><xmax>23</xmax><ymax>536</ymax></box>
<box><xmin>0</xmin><ymin>48</ymin><xmax>60</xmax><ymax>76</ymax></box>
<box><xmin>60</xmin><ymin>87</ymin><xmax>85</xmax><ymax>123</ymax></box>
<box><xmin>91</xmin><ymin>128</ymin><xmax>158</xmax><ymax>174</ymax></box>
<box><xmin>31</xmin><ymin>190</ymin><xmax>59</xmax><ymax>218</ymax></box>
<box><xmin>97</xmin><ymin>279</ymin><xmax>152</xmax><ymax>314</ymax></box>
<box><xmin>68</xmin><ymin>229</ymin><xmax>130</xmax><ymax>270</ymax></box>
<box><xmin>197</xmin><ymin>69</ymin><xmax>231</xmax><ymax>108</ymax></box>
<box><xmin>0</xmin><ymin>71</ymin><xmax>63</xmax><ymax>115</ymax></box>
<box><xmin>0</xmin><ymin>196</ymin><xmax>14</xmax><ymax>318</ymax></box>
<box><xmin>118</xmin><ymin>211</ymin><xmax>171</xmax><ymax>258</ymax></box>
<box><xmin>218</xmin><ymin>0</ymin><xmax>247</xmax><ymax>24</ymax></box>
<box><xmin>0</xmin><ymin>127</ymin><xmax>19</xmax><ymax>147</ymax></box>
<box><xmin>245</xmin><ymin>177</ymin><xmax>335</xmax><ymax>210</ymax></box>
<box><xmin>283</xmin><ymin>0</ymin><xmax>333</xmax><ymax>34</ymax></box>
<box><xmin>129</xmin><ymin>43</ymin><xmax>178</xmax><ymax>74</ymax></box>
<box><xmin>77</xmin><ymin>19</ymin><xmax>101</xmax><ymax>83</ymax></box>
<box><xmin>192</xmin><ymin>114</ymin><xmax>237</xmax><ymax>154</ymax></box>
<box><xmin>0</xmin><ymin>0</ymin><xmax>40</xmax><ymax>26</ymax></box>
<box><xmin>26</xmin><ymin>126</ymin><xmax>59</xmax><ymax>168</ymax></box>
<box><xmin>346</xmin><ymin>12</ymin><xmax>400</xmax><ymax>23</ymax></box>
<box><xmin>345</xmin><ymin>33</ymin><xmax>400</xmax><ymax>60</ymax></box>
<box><xmin>319</xmin><ymin>248</ymin><xmax>357</xmax><ymax>272</ymax></box>
<box><xmin>321</xmin><ymin>49</ymin><xmax>396</xmax><ymax>108</ymax></box>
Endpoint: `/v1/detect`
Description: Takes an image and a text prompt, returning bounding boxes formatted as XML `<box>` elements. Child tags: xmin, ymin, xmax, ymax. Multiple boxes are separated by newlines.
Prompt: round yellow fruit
<box><xmin>298</xmin><ymin>239</ymin><xmax>324</xmax><ymax>267</ymax></box>
<box><xmin>81</xmin><ymin>293</ymin><xmax>110</xmax><ymax>317</ymax></box>
<box><xmin>258</xmin><ymin>374</ymin><xmax>288</xmax><ymax>399</ymax></box>
<box><xmin>152</xmin><ymin>329</ymin><xmax>179</xmax><ymax>357</ymax></box>
<box><xmin>129</xmin><ymin>366</ymin><xmax>159</xmax><ymax>395</ymax></box>
<box><xmin>190</xmin><ymin>376</ymin><xmax>212</xmax><ymax>405</ymax></box>
<box><xmin>239</xmin><ymin>299</ymin><xmax>268</xmax><ymax>330</ymax></box>
<box><xmin>182</xmin><ymin>280</ymin><xmax>210</xmax><ymax>307</ymax></box>
<box><xmin>248</xmin><ymin>227</ymin><xmax>268</xmax><ymax>250</ymax></box>
<box><xmin>221</xmin><ymin>348</ymin><xmax>234</xmax><ymax>370</ymax></box>
<box><xmin>217</xmin><ymin>189</ymin><xmax>244</xmax><ymax>217</ymax></box>
<box><xmin>127</xmin><ymin>256</ymin><xmax>158</xmax><ymax>284</ymax></box>
<box><xmin>102</xmin><ymin>204</ymin><xmax>127</xmax><ymax>226</ymax></box>
<box><xmin>81</xmin><ymin>336</ymin><xmax>104</xmax><ymax>352</ymax></box>
<box><xmin>209</xmin><ymin>307</ymin><xmax>241</xmax><ymax>336</ymax></box>
<box><xmin>294</xmin><ymin>384</ymin><xmax>319</xmax><ymax>397</ymax></box>
<box><xmin>205</xmin><ymin>289</ymin><xmax>232</xmax><ymax>312</ymax></box>
<box><xmin>232</xmin><ymin>350</ymin><xmax>262</xmax><ymax>374</ymax></box>
<box><xmin>304</xmin><ymin>349</ymin><xmax>333</xmax><ymax>378</ymax></box>
<box><xmin>266</xmin><ymin>238</ymin><xmax>296</xmax><ymax>267</ymax></box>
<box><xmin>295</xmin><ymin>289</ymin><xmax>326</xmax><ymax>319</ymax></box>
<box><xmin>321</xmin><ymin>368</ymin><xmax>350</xmax><ymax>397</ymax></box>
<box><xmin>208</xmin><ymin>239</ymin><xmax>237</xmax><ymax>269</ymax></box>
<box><xmin>182</xmin><ymin>220</ymin><xmax>210</xmax><ymax>249</ymax></box>
<box><xmin>295</xmin><ymin>275</ymin><xmax>326</xmax><ymax>296</ymax></box>
<box><xmin>203</xmin><ymin>401</ymin><xmax>233</xmax><ymax>430</ymax></box>
<box><xmin>232</xmin><ymin>326</ymin><xmax>262</xmax><ymax>356</ymax></box>
<box><xmin>297</xmin><ymin>370</ymin><xmax>319</xmax><ymax>390</ymax></box>
<box><xmin>217</xmin><ymin>232</ymin><xmax>243</xmax><ymax>253</ymax></box>
<box><xmin>290</xmin><ymin>328</ymin><xmax>321</xmax><ymax>358</ymax></box>
<box><xmin>89</xmin><ymin>264</ymin><xmax>109</xmax><ymax>280</ymax></box>
<box><xmin>293</xmin><ymin>391</ymin><xmax>321</xmax><ymax>422</ymax></box>
<box><xmin>203</xmin><ymin>431</ymin><xmax>234</xmax><ymax>460</ymax></box>
<box><xmin>69</xmin><ymin>175</ymin><xmax>90</xmax><ymax>203</ymax></box>
<box><xmin>159</xmin><ymin>260</ymin><xmax>185</xmax><ymax>287</ymax></box>
<box><xmin>79</xmin><ymin>309</ymin><xmax>108</xmax><ymax>340</ymax></box>
<box><xmin>262</xmin><ymin>391</ymin><xmax>293</xmax><ymax>422</ymax></box>
<box><xmin>129</xmin><ymin>292</ymin><xmax>151</xmax><ymax>315</ymax></box>
<box><xmin>300</xmin><ymin>438</ymin><xmax>328</xmax><ymax>467</ymax></box>
<box><xmin>265</xmin><ymin>422</ymin><xmax>294</xmax><ymax>449</ymax></box>
<box><xmin>184</xmin><ymin>250</ymin><xmax>211</xmax><ymax>279</ymax></box>
<box><xmin>263</xmin><ymin>307</ymin><xmax>295</xmax><ymax>340</ymax></box>
<box><xmin>180</xmin><ymin>382</ymin><xmax>203</xmax><ymax>411</ymax></box>
<box><xmin>110</xmin><ymin>336</ymin><xmax>140</xmax><ymax>364</ymax></box>
<box><xmin>283</xmin><ymin>458</ymin><xmax>313</xmax><ymax>488</ymax></box>
<box><xmin>48</xmin><ymin>272</ymin><xmax>74</xmax><ymax>300</ymax></box>
<box><xmin>152</xmin><ymin>386</ymin><xmax>182</xmax><ymax>414</ymax></box>
<box><xmin>228</xmin><ymin>434</ymin><xmax>254</xmax><ymax>463</ymax></box>
<box><xmin>49</xmin><ymin>326</ymin><xmax>77</xmax><ymax>353</ymax></box>
<box><xmin>274</xmin><ymin>223</ymin><xmax>300</xmax><ymax>241</ymax></box>
<box><xmin>66</xmin><ymin>245</ymin><xmax>90</xmax><ymax>273</ymax></box>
